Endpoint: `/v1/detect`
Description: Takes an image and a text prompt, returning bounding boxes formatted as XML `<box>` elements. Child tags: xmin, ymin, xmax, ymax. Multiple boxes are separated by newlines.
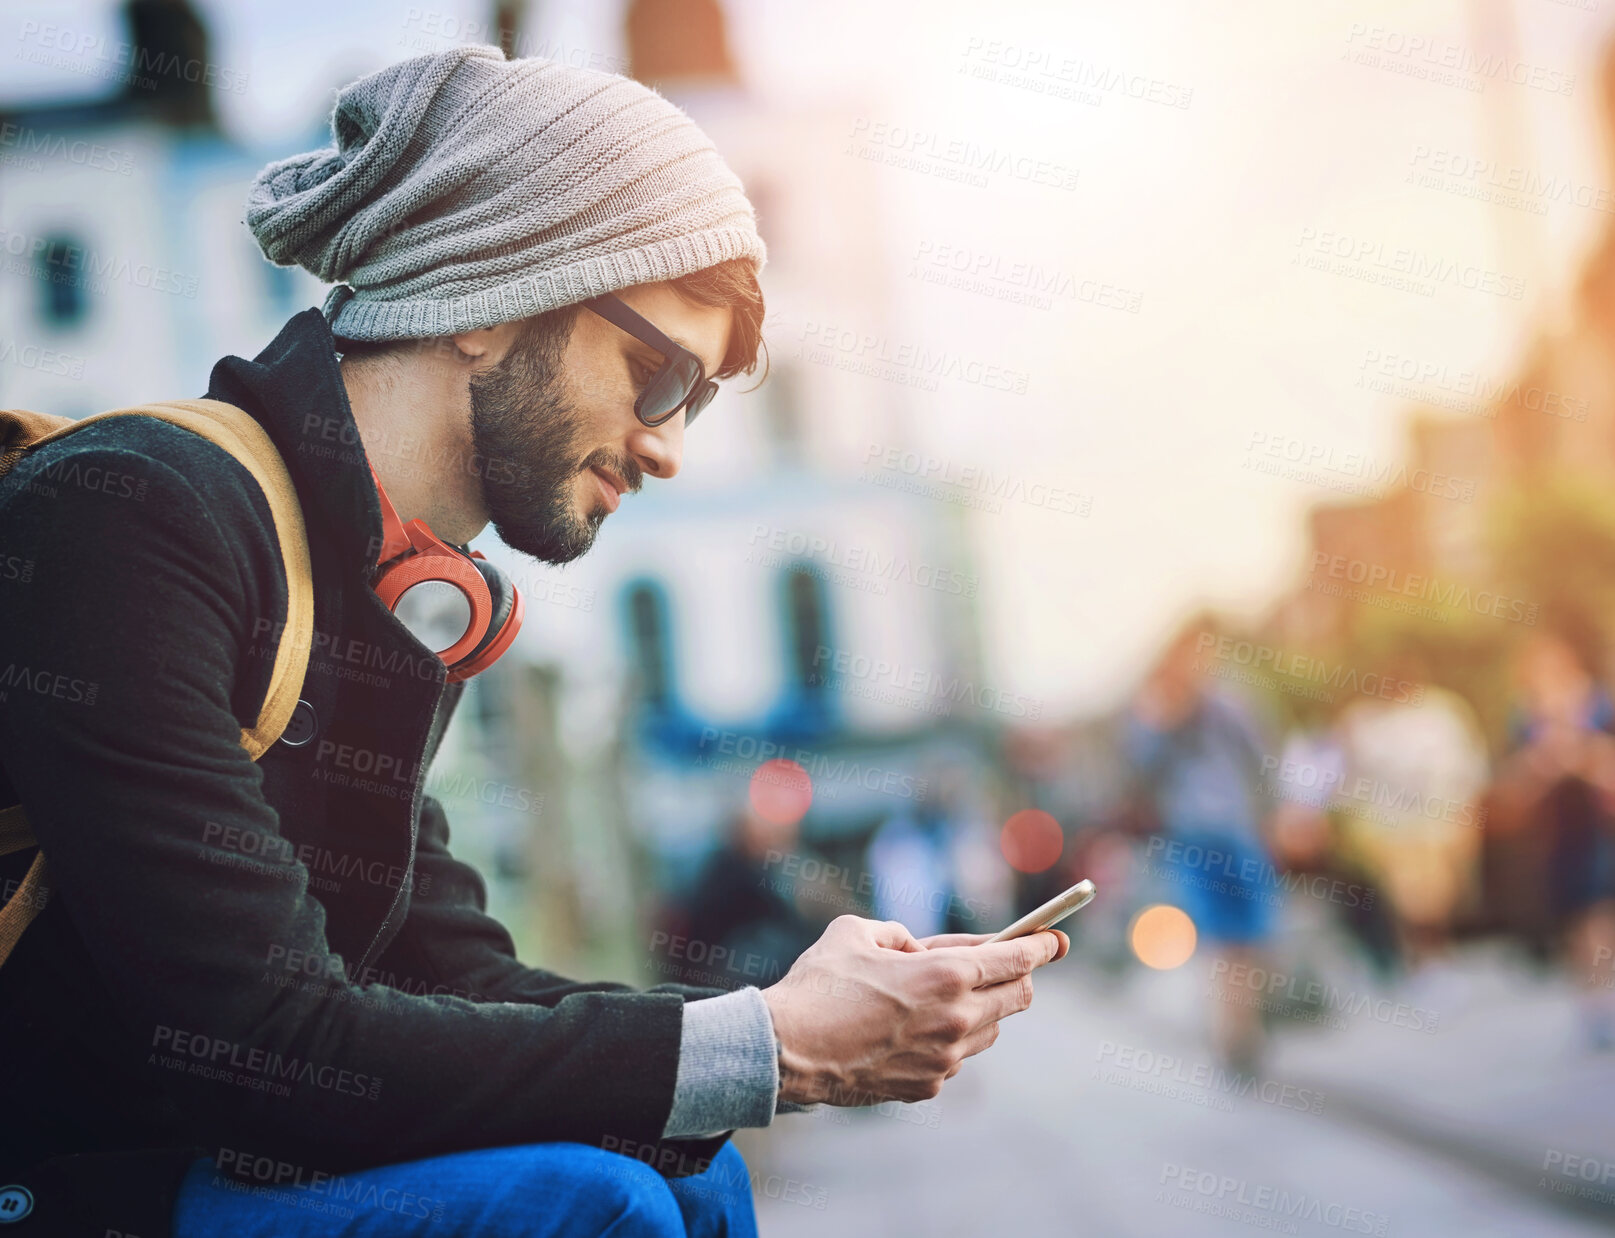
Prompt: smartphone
<box><xmin>986</xmin><ymin>879</ymin><xmax>1096</xmax><ymax>944</ymax></box>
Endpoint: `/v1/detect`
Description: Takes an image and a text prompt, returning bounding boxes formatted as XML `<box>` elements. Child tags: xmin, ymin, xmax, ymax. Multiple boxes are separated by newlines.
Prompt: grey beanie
<box><xmin>245</xmin><ymin>45</ymin><xmax>766</xmax><ymax>341</ymax></box>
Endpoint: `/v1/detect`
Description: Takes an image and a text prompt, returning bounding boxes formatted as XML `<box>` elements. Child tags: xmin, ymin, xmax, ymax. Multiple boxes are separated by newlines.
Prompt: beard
<box><xmin>467</xmin><ymin>313</ymin><xmax>642</xmax><ymax>565</ymax></box>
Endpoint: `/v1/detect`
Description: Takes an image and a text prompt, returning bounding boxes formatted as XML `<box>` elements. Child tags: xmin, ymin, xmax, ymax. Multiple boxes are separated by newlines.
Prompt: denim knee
<box><xmin>520</xmin><ymin>1145</ymin><xmax>685</xmax><ymax>1238</ymax></box>
<box><xmin>666</xmin><ymin>1141</ymin><xmax>760</xmax><ymax>1235</ymax></box>
<box><xmin>685</xmin><ymin>1142</ymin><xmax>750</xmax><ymax>1196</ymax></box>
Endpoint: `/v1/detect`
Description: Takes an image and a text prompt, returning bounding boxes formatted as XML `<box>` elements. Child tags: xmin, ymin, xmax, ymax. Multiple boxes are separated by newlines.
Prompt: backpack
<box><xmin>0</xmin><ymin>399</ymin><xmax>315</xmax><ymax>968</ymax></box>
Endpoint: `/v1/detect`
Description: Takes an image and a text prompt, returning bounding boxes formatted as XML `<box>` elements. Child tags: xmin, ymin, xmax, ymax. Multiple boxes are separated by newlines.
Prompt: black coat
<box><xmin>0</xmin><ymin>309</ymin><xmax>730</xmax><ymax>1237</ymax></box>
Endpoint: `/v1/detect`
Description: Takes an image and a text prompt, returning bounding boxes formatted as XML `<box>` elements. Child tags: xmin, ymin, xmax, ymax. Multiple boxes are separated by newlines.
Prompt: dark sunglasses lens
<box><xmin>640</xmin><ymin>356</ymin><xmax>703</xmax><ymax>425</ymax></box>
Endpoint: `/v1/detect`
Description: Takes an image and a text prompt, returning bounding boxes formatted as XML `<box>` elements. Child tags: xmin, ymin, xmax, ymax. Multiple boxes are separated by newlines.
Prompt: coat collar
<box><xmin>203</xmin><ymin>308</ymin><xmax>385</xmax><ymax>576</ymax></box>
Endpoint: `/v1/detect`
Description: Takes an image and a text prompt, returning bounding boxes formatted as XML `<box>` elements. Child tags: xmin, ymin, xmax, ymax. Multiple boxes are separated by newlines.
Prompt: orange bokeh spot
<box><xmin>1000</xmin><ymin>809</ymin><xmax>1063</xmax><ymax>874</ymax></box>
<box><xmin>749</xmin><ymin>759</ymin><xmax>813</xmax><ymax>826</ymax></box>
<box><xmin>1130</xmin><ymin>904</ymin><xmax>1198</xmax><ymax>970</ymax></box>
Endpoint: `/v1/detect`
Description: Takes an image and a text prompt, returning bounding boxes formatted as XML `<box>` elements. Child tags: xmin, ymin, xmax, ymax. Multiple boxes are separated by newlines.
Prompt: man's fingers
<box><xmin>915</xmin><ymin>932</ymin><xmax>994</xmax><ymax>949</ymax></box>
<box><xmin>957</xmin><ymin>1018</ymin><xmax>1002</xmax><ymax>1061</ymax></box>
<box><xmin>863</xmin><ymin>917</ymin><xmax>924</xmax><ymax>952</ymax></box>
<box><xmin>920</xmin><ymin>928</ymin><xmax>1068</xmax><ymax>954</ymax></box>
<box><xmin>967</xmin><ymin>973</ymin><xmax>1038</xmax><ymax>1030</ymax></box>
<box><xmin>930</xmin><ymin>929</ymin><xmax>1063</xmax><ymax>988</ymax></box>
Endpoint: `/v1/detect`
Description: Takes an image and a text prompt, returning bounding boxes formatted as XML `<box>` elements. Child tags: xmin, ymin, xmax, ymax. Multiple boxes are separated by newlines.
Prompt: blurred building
<box><xmin>0</xmin><ymin>0</ymin><xmax>326</xmax><ymax>415</ymax></box>
<box><xmin>1265</xmin><ymin>39</ymin><xmax>1615</xmax><ymax>664</ymax></box>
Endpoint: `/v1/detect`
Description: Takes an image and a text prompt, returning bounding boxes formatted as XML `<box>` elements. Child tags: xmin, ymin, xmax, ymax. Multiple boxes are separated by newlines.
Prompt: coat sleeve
<box><xmin>375</xmin><ymin>796</ymin><xmax>770</xmax><ymax>1147</ymax></box>
<box><xmin>0</xmin><ymin>433</ymin><xmax>706</xmax><ymax>1173</ymax></box>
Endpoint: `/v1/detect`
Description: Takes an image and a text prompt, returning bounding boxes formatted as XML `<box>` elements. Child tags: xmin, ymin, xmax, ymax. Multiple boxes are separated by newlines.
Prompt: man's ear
<box><xmin>449</xmin><ymin>322</ymin><xmax>522</xmax><ymax>365</ymax></box>
<box><xmin>449</xmin><ymin>326</ymin><xmax>498</xmax><ymax>362</ymax></box>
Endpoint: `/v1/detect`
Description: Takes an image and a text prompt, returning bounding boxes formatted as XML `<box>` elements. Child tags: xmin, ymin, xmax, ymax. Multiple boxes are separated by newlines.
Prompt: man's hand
<box><xmin>760</xmin><ymin>915</ymin><xmax>1068</xmax><ymax>1107</ymax></box>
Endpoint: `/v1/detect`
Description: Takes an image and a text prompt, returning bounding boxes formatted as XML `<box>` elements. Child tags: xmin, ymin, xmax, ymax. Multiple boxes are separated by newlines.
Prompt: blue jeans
<box><xmin>172</xmin><ymin>1140</ymin><xmax>759</xmax><ymax>1237</ymax></box>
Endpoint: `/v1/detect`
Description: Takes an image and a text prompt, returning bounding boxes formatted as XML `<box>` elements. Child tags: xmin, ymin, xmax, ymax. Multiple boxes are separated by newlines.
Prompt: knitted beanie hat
<box><xmin>245</xmin><ymin>45</ymin><xmax>766</xmax><ymax>341</ymax></box>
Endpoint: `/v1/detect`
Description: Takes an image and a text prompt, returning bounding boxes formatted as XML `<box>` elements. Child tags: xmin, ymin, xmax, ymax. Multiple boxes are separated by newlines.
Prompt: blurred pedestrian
<box><xmin>680</xmin><ymin>805</ymin><xmax>822</xmax><ymax>991</ymax></box>
<box><xmin>1333</xmin><ymin>649</ymin><xmax>1488</xmax><ymax>981</ymax></box>
<box><xmin>1267</xmin><ymin>700</ymin><xmax>1401</xmax><ymax>1003</ymax></box>
<box><xmin>1123</xmin><ymin>617</ymin><xmax>1277</xmax><ymax>1071</ymax></box>
<box><xmin>1488</xmin><ymin>632</ymin><xmax>1615</xmax><ymax>1049</ymax></box>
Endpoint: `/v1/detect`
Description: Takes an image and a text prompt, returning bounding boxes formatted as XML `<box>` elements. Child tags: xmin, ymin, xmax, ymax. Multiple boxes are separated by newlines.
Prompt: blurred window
<box><xmin>625</xmin><ymin>578</ymin><xmax>675</xmax><ymax>709</ymax></box>
<box><xmin>40</xmin><ymin>233</ymin><xmax>89</xmax><ymax>329</ymax></box>
<box><xmin>784</xmin><ymin>565</ymin><xmax>829</xmax><ymax>697</ymax></box>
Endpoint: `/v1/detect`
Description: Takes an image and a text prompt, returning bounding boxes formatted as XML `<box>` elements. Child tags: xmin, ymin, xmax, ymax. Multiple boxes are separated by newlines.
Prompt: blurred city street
<box><xmin>9</xmin><ymin>0</ymin><xmax>1615</xmax><ymax>1233</ymax></box>
<box><xmin>740</xmin><ymin>944</ymin><xmax>1615</xmax><ymax>1237</ymax></box>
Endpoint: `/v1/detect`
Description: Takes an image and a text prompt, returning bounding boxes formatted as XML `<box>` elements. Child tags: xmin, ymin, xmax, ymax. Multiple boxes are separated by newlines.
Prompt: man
<box><xmin>0</xmin><ymin>46</ymin><xmax>1064</xmax><ymax>1238</ymax></box>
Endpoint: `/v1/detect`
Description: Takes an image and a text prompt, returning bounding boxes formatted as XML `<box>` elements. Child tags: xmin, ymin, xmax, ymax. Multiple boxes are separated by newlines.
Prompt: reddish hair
<box><xmin>667</xmin><ymin>257</ymin><xmax>768</xmax><ymax>386</ymax></box>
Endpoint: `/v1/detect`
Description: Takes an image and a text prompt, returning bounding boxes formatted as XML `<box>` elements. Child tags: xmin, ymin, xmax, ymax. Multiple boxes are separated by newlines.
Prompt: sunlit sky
<box><xmin>11</xmin><ymin>0</ymin><xmax>1615</xmax><ymax>716</ymax></box>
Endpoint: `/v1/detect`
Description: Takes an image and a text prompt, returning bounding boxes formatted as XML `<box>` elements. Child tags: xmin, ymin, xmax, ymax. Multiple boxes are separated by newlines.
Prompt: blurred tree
<box><xmin>1316</xmin><ymin>474</ymin><xmax>1615</xmax><ymax>750</ymax></box>
<box><xmin>1490</xmin><ymin>474</ymin><xmax>1615</xmax><ymax>671</ymax></box>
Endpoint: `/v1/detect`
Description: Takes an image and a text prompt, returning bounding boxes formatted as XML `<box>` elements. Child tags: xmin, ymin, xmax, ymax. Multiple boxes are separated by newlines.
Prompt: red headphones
<box><xmin>368</xmin><ymin>463</ymin><xmax>523</xmax><ymax>683</ymax></box>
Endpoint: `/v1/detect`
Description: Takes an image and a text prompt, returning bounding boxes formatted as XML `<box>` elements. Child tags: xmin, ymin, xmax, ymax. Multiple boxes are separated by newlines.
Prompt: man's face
<box><xmin>467</xmin><ymin>282</ymin><xmax>732</xmax><ymax>564</ymax></box>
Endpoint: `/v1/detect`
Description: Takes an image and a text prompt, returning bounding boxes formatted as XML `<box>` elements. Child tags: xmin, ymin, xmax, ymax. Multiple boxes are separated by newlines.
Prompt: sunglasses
<box><xmin>584</xmin><ymin>293</ymin><xmax>719</xmax><ymax>428</ymax></box>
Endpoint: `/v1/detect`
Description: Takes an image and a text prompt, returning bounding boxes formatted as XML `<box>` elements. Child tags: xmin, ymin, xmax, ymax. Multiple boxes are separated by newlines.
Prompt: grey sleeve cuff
<box><xmin>662</xmin><ymin>986</ymin><xmax>782</xmax><ymax>1139</ymax></box>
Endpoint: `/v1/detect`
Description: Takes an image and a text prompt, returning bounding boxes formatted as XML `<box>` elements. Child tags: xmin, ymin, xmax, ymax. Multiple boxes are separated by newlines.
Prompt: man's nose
<box><xmin>626</xmin><ymin>414</ymin><xmax>684</xmax><ymax>481</ymax></box>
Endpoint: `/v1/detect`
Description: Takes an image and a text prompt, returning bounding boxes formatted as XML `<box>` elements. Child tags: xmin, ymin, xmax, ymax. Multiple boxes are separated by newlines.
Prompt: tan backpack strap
<box><xmin>30</xmin><ymin>399</ymin><xmax>315</xmax><ymax>757</ymax></box>
<box><xmin>134</xmin><ymin>400</ymin><xmax>314</xmax><ymax>757</ymax></box>
<box><xmin>0</xmin><ymin>803</ymin><xmax>32</xmax><ymax>857</ymax></box>
<box><xmin>0</xmin><ymin>806</ymin><xmax>49</xmax><ymax>967</ymax></box>
<box><xmin>0</xmin><ymin>855</ymin><xmax>50</xmax><ymax>967</ymax></box>
<box><xmin>0</xmin><ymin>409</ymin><xmax>74</xmax><ymax>476</ymax></box>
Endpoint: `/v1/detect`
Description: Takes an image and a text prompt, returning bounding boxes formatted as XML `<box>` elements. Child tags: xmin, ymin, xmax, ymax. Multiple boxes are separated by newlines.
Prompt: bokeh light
<box><xmin>1129</xmin><ymin>904</ymin><xmax>1198</xmax><ymax>971</ymax></box>
<box><xmin>748</xmin><ymin>758</ymin><xmax>813</xmax><ymax>826</ymax></box>
<box><xmin>999</xmin><ymin>808</ymin><xmax>1064</xmax><ymax>873</ymax></box>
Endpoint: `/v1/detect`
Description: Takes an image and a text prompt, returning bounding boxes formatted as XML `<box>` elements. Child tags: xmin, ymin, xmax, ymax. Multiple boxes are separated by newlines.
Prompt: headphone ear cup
<box><xmin>460</xmin><ymin>555</ymin><xmax>517</xmax><ymax>664</ymax></box>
